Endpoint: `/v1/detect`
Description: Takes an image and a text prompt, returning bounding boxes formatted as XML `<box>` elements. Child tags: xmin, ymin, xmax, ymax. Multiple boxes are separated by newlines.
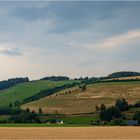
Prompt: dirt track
<box><xmin>0</xmin><ymin>127</ymin><xmax>140</xmax><ymax>139</ymax></box>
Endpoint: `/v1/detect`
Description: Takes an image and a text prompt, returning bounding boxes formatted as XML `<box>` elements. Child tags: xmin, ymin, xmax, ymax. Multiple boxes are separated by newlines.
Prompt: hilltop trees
<box><xmin>40</xmin><ymin>76</ymin><xmax>70</xmax><ymax>81</ymax></box>
<box><xmin>108</xmin><ymin>71</ymin><xmax>140</xmax><ymax>79</ymax></box>
<box><xmin>0</xmin><ymin>77</ymin><xmax>29</xmax><ymax>90</ymax></box>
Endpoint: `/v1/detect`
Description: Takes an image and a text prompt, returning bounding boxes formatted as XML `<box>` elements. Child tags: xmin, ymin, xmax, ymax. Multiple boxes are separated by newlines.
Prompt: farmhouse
<box><xmin>56</xmin><ymin>120</ymin><xmax>64</xmax><ymax>125</ymax></box>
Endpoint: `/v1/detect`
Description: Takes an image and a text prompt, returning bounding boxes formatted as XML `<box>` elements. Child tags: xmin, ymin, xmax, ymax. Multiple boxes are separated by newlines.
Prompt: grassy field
<box><xmin>0</xmin><ymin>114</ymin><xmax>100</xmax><ymax>126</ymax></box>
<box><xmin>59</xmin><ymin>115</ymin><xmax>99</xmax><ymax>125</ymax></box>
<box><xmin>22</xmin><ymin>81</ymin><xmax>140</xmax><ymax>114</ymax></box>
<box><xmin>0</xmin><ymin>80</ymin><xmax>77</xmax><ymax>107</ymax></box>
<box><xmin>39</xmin><ymin>114</ymin><xmax>99</xmax><ymax>125</ymax></box>
<box><xmin>0</xmin><ymin>123</ymin><xmax>79</xmax><ymax>127</ymax></box>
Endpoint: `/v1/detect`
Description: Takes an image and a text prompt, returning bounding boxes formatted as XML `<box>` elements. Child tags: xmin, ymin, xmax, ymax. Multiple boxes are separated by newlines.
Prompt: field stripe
<box><xmin>0</xmin><ymin>127</ymin><xmax>140</xmax><ymax>139</ymax></box>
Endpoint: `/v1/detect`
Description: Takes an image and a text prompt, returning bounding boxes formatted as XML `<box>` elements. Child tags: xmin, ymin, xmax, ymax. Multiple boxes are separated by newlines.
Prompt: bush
<box><xmin>0</xmin><ymin>107</ymin><xmax>22</xmax><ymax>115</ymax></box>
<box><xmin>9</xmin><ymin>111</ymin><xmax>41</xmax><ymax>123</ymax></box>
<box><xmin>134</xmin><ymin>101</ymin><xmax>140</xmax><ymax>108</ymax></box>
<box><xmin>133</xmin><ymin>111</ymin><xmax>140</xmax><ymax>124</ymax></box>
<box><xmin>111</xmin><ymin>118</ymin><xmax>127</xmax><ymax>126</ymax></box>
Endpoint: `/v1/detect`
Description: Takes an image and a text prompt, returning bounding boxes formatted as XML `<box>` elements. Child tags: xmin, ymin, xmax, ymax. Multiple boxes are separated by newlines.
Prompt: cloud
<box><xmin>86</xmin><ymin>30</ymin><xmax>140</xmax><ymax>49</ymax></box>
<box><xmin>0</xmin><ymin>1</ymin><xmax>140</xmax><ymax>80</ymax></box>
<box><xmin>7</xmin><ymin>1</ymin><xmax>117</xmax><ymax>34</ymax></box>
<box><xmin>0</xmin><ymin>48</ymin><xmax>22</xmax><ymax>56</ymax></box>
<box><xmin>0</xmin><ymin>42</ymin><xmax>24</xmax><ymax>57</ymax></box>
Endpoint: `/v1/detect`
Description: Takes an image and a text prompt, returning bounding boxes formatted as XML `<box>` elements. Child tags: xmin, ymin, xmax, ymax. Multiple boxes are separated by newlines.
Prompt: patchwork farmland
<box><xmin>22</xmin><ymin>81</ymin><xmax>140</xmax><ymax>114</ymax></box>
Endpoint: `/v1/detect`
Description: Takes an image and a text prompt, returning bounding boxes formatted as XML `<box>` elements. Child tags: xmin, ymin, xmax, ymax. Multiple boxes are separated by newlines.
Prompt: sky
<box><xmin>0</xmin><ymin>1</ymin><xmax>140</xmax><ymax>80</ymax></box>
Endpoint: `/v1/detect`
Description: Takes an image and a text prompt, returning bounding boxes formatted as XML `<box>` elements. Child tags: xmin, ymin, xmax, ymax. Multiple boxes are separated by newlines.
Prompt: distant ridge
<box><xmin>40</xmin><ymin>76</ymin><xmax>70</xmax><ymax>81</ymax></box>
<box><xmin>108</xmin><ymin>71</ymin><xmax>140</xmax><ymax>79</ymax></box>
<box><xmin>0</xmin><ymin>77</ymin><xmax>29</xmax><ymax>90</ymax></box>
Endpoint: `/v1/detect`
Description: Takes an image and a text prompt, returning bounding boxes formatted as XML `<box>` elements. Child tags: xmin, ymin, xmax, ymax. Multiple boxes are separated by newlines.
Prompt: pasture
<box><xmin>0</xmin><ymin>80</ymin><xmax>76</xmax><ymax>107</ymax></box>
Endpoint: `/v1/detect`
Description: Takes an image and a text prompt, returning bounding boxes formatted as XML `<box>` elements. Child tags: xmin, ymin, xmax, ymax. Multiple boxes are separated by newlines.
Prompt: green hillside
<box><xmin>0</xmin><ymin>80</ymin><xmax>77</xmax><ymax>107</ymax></box>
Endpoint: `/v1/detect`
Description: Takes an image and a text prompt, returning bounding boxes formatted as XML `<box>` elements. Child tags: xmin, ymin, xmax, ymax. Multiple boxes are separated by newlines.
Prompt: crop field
<box><xmin>111</xmin><ymin>75</ymin><xmax>140</xmax><ymax>80</ymax></box>
<box><xmin>0</xmin><ymin>127</ymin><xmax>140</xmax><ymax>139</ymax></box>
<box><xmin>22</xmin><ymin>81</ymin><xmax>140</xmax><ymax>114</ymax></box>
<box><xmin>0</xmin><ymin>80</ymin><xmax>76</xmax><ymax>107</ymax></box>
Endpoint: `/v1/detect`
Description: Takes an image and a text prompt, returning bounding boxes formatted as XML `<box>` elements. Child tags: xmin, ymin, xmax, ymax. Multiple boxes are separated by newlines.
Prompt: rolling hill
<box><xmin>0</xmin><ymin>80</ymin><xmax>77</xmax><ymax>107</ymax></box>
<box><xmin>108</xmin><ymin>71</ymin><xmax>140</xmax><ymax>78</ymax></box>
<box><xmin>22</xmin><ymin>81</ymin><xmax>140</xmax><ymax>114</ymax></box>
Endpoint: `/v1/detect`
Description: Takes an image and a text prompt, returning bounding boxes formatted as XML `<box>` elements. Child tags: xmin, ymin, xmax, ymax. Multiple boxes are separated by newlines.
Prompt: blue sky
<box><xmin>0</xmin><ymin>1</ymin><xmax>140</xmax><ymax>80</ymax></box>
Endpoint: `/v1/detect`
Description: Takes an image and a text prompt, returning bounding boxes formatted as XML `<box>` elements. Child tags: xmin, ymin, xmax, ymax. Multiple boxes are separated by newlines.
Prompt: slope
<box><xmin>0</xmin><ymin>80</ymin><xmax>77</xmax><ymax>107</ymax></box>
<box><xmin>22</xmin><ymin>81</ymin><xmax>140</xmax><ymax>114</ymax></box>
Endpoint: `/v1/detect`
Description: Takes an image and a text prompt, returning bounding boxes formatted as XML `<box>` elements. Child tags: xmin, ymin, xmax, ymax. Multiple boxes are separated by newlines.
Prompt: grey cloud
<box><xmin>0</xmin><ymin>48</ymin><xmax>22</xmax><ymax>56</ymax></box>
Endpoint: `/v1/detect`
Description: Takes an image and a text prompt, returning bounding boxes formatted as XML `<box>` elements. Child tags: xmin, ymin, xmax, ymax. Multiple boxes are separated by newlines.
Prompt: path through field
<box><xmin>0</xmin><ymin>127</ymin><xmax>140</xmax><ymax>139</ymax></box>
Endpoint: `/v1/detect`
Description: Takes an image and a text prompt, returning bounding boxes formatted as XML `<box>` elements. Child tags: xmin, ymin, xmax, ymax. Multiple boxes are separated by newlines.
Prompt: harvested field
<box><xmin>22</xmin><ymin>81</ymin><xmax>140</xmax><ymax>114</ymax></box>
<box><xmin>0</xmin><ymin>127</ymin><xmax>140</xmax><ymax>139</ymax></box>
<box><xmin>111</xmin><ymin>76</ymin><xmax>140</xmax><ymax>80</ymax></box>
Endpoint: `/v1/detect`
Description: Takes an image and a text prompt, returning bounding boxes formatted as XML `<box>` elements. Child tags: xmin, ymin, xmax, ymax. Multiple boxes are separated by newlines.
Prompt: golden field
<box><xmin>0</xmin><ymin>127</ymin><xmax>140</xmax><ymax>139</ymax></box>
<box><xmin>22</xmin><ymin>81</ymin><xmax>140</xmax><ymax>114</ymax></box>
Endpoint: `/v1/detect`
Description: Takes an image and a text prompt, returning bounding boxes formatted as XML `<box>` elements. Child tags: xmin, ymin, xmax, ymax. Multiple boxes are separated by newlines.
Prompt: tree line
<box><xmin>22</xmin><ymin>82</ymin><xmax>79</xmax><ymax>105</ymax></box>
<box><xmin>96</xmin><ymin>99</ymin><xmax>140</xmax><ymax>125</ymax></box>
<box><xmin>40</xmin><ymin>76</ymin><xmax>70</xmax><ymax>81</ymax></box>
<box><xmin>108</xmin><ymin>71</ymin><xmax>140</xmax><ymax>78</ymax></box>
<box><xmin>0</xmin><ymin>77</ymin><xmax>29</xmax><ymax>90</ymax></box>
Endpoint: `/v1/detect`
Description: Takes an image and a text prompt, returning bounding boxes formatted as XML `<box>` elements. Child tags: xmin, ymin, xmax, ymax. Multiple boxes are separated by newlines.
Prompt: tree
<box><xmin>112</xmin><ymin>118</ymin><xmax>126</xmax><ymax>126</ymax></box>
<box><xmin>14</xmin><ymin>101</ymin><xmax>21</xmax><ymax>107</ymax></box>
<box><xmin>9</xmin><ymin>103</ymin><xmax>13</xmax><ymax>108</ymax></box>
<box><xmin>10</xmin><ymin>111</ymin><xmax>41</xmax><ymax>123</ymax></box>
<box><xmin>122</xmin><ymin>98</ymin><xmax>129</xmax><ymax>111</ymax></box>
<box><xmin>115</xmin><ymin>99</ymin><xmax>122</xmax><ymax>110</ymax></box>
<box><xmin>115</xmin><ymin>99</ymin><xmax>128</xmax><ymax>111</ymax></box>
<box><xmin>100</xmin><ymin>104</ymin><xmax>106</xmax><ymax>111</ymax></box>
<box><xmin>100</xmin><ymin>106</ymin><xmax>122</xmax><ymax>121</ymax></box>
<box><xmin>95</xmin><ymin>105</ymin><xmax>100</xmax><ymax>111</ymax></box>
<box><xmin>79</xmin><ymin>84</ymin><xmax>87</xmax><ymax>92</ymax></box>
<box><xmin>26</xmin><ymin>108</ymin><xmax>30</xmax><ymax>113</ymax></box>
<box><xmin>134</xmin><ymin>101</ymin><xmax>140</xmax><ymax>108</ymax></box>
<box><xmin>39</xmin><ymin>108</ymin><xmax>43</xmax><ymax>114</ymax></box>
<box><xmin>0</xmin><ymin>77</ymin><xmax>29</xmax><ymax>90</ymax></box>
<box><xmin>40</xmin><ymin>76</ymin><xmax>70</xmax><ymax>81</ymax></box>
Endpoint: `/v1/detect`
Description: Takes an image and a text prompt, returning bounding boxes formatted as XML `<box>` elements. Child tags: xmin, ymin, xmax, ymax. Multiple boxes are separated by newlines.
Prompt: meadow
<box><xmin>0</xmin><ymin>80</ymin><xmax>76</xmax><ymax>107</ymax></box>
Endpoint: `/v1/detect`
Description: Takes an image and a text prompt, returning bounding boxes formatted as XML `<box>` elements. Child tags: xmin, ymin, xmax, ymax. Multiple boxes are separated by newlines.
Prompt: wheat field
<box><xmin>0</xmin><ymin>127</ymin><xmax>140</xmax><ymax>139</ymax></box>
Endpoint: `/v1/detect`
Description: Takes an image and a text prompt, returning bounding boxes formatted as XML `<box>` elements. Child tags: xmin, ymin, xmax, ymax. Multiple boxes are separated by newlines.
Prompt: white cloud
<box><xmin>87</xmin><ymin>30</ymin><xmax>140</xmax><ymax>49</ymax></box>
